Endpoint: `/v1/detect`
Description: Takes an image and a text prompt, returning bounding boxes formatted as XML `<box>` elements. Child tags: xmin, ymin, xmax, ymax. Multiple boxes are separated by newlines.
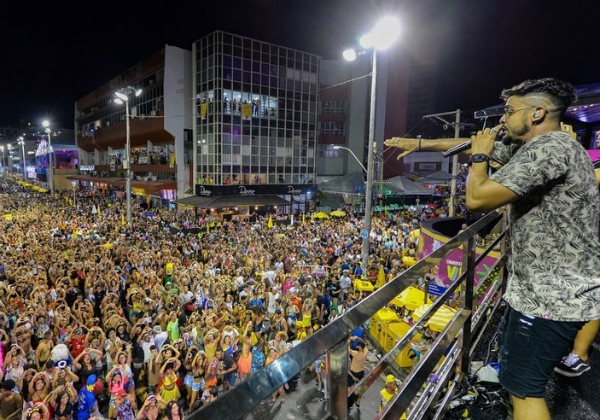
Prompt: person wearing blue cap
<box><xmin>75</xmin><ymin>375</ymin><xmax>97</xmax><ymax>420</ymax></box>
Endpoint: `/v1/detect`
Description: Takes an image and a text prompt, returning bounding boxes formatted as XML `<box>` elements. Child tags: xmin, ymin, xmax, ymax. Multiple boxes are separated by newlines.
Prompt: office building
<box><xmin>73</xmin><ymin>45</ymin><xmax>192</xmax><ymax>207</ymax></box>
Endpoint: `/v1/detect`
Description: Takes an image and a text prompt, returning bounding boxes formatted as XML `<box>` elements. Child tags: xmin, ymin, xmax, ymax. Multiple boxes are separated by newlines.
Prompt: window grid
<box><xmin>195</xmin><ymin>32</ymin><xmax>318</xmax><ymax>185</ymax></box>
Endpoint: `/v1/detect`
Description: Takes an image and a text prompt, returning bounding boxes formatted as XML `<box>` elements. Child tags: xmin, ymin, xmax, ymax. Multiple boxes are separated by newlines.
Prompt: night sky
<box><xmin>1</xmin><ymin>0</ymin><xmax>600</xmax><ymax>130</ymax></box>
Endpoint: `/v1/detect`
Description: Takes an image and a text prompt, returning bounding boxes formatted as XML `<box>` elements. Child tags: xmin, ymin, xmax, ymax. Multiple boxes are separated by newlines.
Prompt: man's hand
<box><xmin>471</xmin><ymin>125</ymin><xmax>502</xmax><ymax>156</ymax></box>
<box><xmin>384</xmin><ymin>137</ymin><xmax>419</xmax><ymax>160</ymax></box>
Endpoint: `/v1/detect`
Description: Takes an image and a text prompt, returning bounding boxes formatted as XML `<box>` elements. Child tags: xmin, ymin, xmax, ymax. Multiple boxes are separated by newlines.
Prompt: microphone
<box><xmin>442</xmin><ymin>129</ymin><xmax>507</xmax><ymax>158</ymax></box>
<box><xmin>442</xmin><ymin>141</ymin><xmax>472</xmax><ymax>158</ymax></box>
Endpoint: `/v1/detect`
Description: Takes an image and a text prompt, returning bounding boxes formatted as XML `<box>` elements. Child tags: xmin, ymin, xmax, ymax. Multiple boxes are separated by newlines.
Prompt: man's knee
<box><xmin>509</xmin><ymin>394</ymin><xmax>550</xmax><ymax>420</ymax></box>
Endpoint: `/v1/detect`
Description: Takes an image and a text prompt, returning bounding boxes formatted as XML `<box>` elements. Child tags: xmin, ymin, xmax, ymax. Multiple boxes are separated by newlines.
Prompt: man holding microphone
<box><xmin>465</xmin><ymin>78</ymin><xmax>600</xmax><ymax>420</ymax></box>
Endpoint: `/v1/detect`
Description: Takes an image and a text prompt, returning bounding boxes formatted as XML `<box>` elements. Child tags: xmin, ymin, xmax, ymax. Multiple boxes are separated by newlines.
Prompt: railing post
<box><xmin>461</xmin><ymin>235</ymin><xmax>477</xmax><ymax>375</ymax></box>
<box><xmin>327</xmin><ymin>337</ymin><xmax>349</xmax><ymax>419</ymax></box>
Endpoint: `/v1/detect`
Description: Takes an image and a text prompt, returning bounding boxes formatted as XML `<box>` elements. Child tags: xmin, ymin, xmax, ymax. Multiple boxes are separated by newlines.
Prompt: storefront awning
<box><xmin>171</xmin><ymin>194</ymin><xmax>291</xmax><ymax>209</ymax></box>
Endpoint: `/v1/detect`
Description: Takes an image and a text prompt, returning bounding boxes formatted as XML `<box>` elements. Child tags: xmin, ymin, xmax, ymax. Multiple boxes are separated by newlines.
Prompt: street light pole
<box><xmin>42</xmin><ymin>120</ymin><xmax>53</xmax><ymax>195</ymax></box>
<box><xmin>114</xmin><ymin>86</ymin><xmax>143</xmax><ymax>225</ymax></box>
<box><xmin>125</xmin><ymin>101</ymin><xmax>132</xmax><ymax>224</ymax></box>
<box><xmin>342</xmin><ymin>17</ymin><xmax>400</xmax><ymax>274</ymax></box>
<box><xmin>362</xmin><ymin>50</ymin><xmax>377</xmax><ymax>270</ymax></box>
<box><xmin>18</xmin><ymin>137</ymin><xmax>26</xmax><ymax>180</ymax></box>
<box><xmin>6</xmin><ymin>145</ymin><xmax>12</xmax><ymax>178</ymax></box>
<box><xmin>0</xmin><ymin>146</ymin><xmax>4</xmax><ymax>178</ymax></box>
<box><xmin>71</xmin><ymin>181</ymin><xmax>77</xmax><ymax>209</ymax></box>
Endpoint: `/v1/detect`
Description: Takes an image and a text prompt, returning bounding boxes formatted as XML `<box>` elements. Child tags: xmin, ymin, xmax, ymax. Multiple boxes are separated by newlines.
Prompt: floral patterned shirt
<box><xmin>490</xmin><ymin>131</ymin><xmax>600</xmax><ymax>321</ymax></box>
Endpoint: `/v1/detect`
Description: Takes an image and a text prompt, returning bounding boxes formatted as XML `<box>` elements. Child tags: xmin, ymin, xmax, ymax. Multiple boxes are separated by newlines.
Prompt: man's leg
<box><xmin>572</xmin><ymin>319</ymin><xmax>599</xmax><ymax>360</ymax></box>
<box><xmin>555</xmin><ymin>319</ymin><xmax>599</xmax><ymax>377</ymax></box>
<box><xmin>510</xmin><ymin>395</ymin><xmax>550</xmax><ymax>420</ymax></box>
<box><xmin>497</xmin><ymin>306</ymin><xmax>583</xmax><ymax>419</ymax></box>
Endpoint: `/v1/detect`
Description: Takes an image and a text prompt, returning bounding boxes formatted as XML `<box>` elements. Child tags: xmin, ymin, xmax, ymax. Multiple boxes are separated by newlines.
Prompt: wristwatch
<box><xmin>469</xmin><ymin>153</ymin><xmax>490</xmax><ymax>164</ymax></box>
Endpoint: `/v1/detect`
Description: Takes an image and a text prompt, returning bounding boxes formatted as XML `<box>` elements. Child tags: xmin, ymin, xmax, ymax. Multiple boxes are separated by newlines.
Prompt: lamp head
<box><xmin>371</xmin><ymin>17</ymin><xmax>400</xmax><ymax>50</ymax></box>
<box><xmin>114</xmin><ymin>91</ymin><xmax>128</xmax><ymax>102</ymax></box>
<box><xmin>135</xmin><ymin>89</ymin><xmax>143</xmax><ymax>97</ymax></box>
<box><xmin>42</xmin><ymin>120</ymin><xmax>50</xmax><ymax>128</ymax></box>
<box><xmin>343</xmin><ymin>49</ymin><xmax>357</xmax><ymax>62</ymax></box>
<box><xmin>333</xmin><ymin>145</ymin><xmax>341</xmax><ymax>150</ymax></box>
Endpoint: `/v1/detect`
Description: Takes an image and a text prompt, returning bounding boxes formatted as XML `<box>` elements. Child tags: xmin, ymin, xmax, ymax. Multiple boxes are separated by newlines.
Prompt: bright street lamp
<box><xmin>18</xmin><ymin>137</ymin><xmax>26</xmax><ymax>180</ymax></box>
<box><xmin>343</xmin><ymin>16</ymin><xmax>400</xmax><ymax>272</ymax></box>
<box><xmin>333</xmin><ymin>145</ymin><xmax>367</xmax><ymax>173</ymax></box>
<box><xmin>42</xmin><ymin>120</ymin><xmax>54</xmax><ymax>195</ymax></box>
<box><xmin>114</xmin><ymin>86</ymin><xmax>143</xmax><ymax>224</ymax></box>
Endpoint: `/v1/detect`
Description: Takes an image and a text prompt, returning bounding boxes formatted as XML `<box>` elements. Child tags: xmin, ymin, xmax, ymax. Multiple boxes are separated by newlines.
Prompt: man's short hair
<box><xmin>500</xmin><ymin>78</ymin><xmax>577</xmax><ymax>117</ymax></box>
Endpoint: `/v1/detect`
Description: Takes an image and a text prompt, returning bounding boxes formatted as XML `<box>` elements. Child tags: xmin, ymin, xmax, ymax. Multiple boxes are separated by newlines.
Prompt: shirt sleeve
<box><xmin>490</xmin><ymin>133</ymin><xmax>571</xmax><ymax>196</ymax></box>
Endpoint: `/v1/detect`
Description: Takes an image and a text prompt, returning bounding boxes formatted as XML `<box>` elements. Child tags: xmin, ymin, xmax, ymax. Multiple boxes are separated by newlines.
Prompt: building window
<box><xmin>321</xmin><ymin>100</ymin><xmax>346</xmax><ymax>115</ymax></box>
<box><xmin>320</xmin><ymin>122</ymin><xmax>345</xmax><ymax>136</ymax></box>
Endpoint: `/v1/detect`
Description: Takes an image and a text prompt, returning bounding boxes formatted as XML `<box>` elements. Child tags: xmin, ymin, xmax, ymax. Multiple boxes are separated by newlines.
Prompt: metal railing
<box><xmin>191</xmin><ymin>210</ymin><xmax>507</xmax><ymax>420</ymax></box>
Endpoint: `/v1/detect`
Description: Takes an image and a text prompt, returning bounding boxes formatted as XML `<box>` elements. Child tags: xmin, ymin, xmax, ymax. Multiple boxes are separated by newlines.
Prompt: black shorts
<box><xmin>347</xmin><ymin>370</ymin><xmax>364</xmax><ymax>387</ymax></box>
<box><xmin>497</xmin><ymin>304</ymin><xmax>584</xmax><ymax>398</ymax></box>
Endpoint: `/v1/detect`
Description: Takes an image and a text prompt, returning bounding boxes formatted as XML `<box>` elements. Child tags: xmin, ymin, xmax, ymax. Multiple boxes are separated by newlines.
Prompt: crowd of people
<box><xmin>0</xmin><ymin>180</ymin><xmax>436</xmax><ymax>420</ymax></box>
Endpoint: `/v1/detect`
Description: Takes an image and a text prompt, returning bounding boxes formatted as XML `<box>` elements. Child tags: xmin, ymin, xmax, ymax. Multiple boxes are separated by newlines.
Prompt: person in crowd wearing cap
<box><xmin>0</xmin><ymin>380</ymin><xmax>22</xmax><ymax>420</ymax></box>
<box><xmin>295</xmin><ymin>322</ymin><xmax>307</xmax><ymax>342</ymax></box>
<box><xmin>347</xmin><ymin>336</ymin><xmax>368</xmax><ymax>409</ymax></box>
<box><xmin>379</xmin><ymin>374</ymin><xmax>398</xmax><ymax>413</ymax></box>
<box><xmin>152</xmin><ymin>326</ymin><xmax>168</xmax><ymax>352</ymax></box>
<box><xmin>75</xmin><ymin>375</ymin><xmax>96</xmax><ymax>420</ymax></box>
<box><xmin>114</xmin><ymin>388</ymin><xmax>136</xmax><ymax>420</ymax></box>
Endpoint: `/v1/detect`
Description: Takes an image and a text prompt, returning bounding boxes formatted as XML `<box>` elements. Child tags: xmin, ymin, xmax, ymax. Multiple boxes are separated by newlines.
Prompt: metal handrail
<box><xmin>191</xmin><ymin>210</ymin><xmax>506</xmax><ymax>420</ymax></box>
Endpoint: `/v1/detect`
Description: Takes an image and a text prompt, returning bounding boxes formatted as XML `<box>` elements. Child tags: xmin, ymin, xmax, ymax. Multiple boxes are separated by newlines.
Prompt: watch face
<box><xmin>471</xmin><ymin>154</ymin><xmax>489</xmax><ymax>163</ymax></box>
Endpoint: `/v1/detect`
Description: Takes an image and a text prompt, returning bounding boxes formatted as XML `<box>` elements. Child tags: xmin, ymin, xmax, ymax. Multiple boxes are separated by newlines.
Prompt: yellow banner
<box><xmin>132</xmin><ymin>187</ymin><xmax>147</xmax><ymax>196</ymax></box>
<box><xmin>242</xmin><ymin>103</ymin><xmax>252</xmax><ymax>119</ymax></box>
<box><xmin>4</xmin><ymin>214</ymin><xmax>13</xmax><ymax>221</ymax></box>
<box><xmin>200</xmin><ymin>103</ymin><xmax>207</xmax><ymax>118</ymax></box>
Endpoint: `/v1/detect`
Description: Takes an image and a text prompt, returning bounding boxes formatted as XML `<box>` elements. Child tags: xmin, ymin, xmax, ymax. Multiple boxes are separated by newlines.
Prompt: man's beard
<box><xmin>503</xmin><ymin>120</ymin><xmax>530</xmax><ymax>144</ymax></box>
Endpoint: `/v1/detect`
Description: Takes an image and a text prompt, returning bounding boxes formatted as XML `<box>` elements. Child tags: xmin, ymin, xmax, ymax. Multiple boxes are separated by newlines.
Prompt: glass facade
<box><xmin>194</xmin><ymin>31</ymin><xmax>319</xmax><ymax>185</ymax></box>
